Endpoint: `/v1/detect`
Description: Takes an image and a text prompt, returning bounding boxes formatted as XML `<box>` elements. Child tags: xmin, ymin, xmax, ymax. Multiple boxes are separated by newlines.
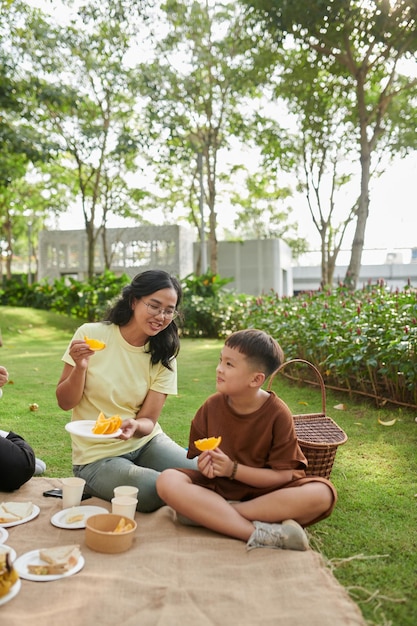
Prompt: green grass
<box><xmin>1</xmin><ymin>306</ymin><xmax>416</xmax><ymax>625</ymax></box>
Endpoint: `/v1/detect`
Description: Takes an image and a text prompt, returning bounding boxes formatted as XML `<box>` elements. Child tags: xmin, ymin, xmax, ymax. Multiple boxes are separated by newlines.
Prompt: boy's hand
<box><xmin>197</xmin><ymin>450</ymin><xmax>215</xmax><ymax>478</ymax></box>
<box><xmin>197</xmin><ymin>448</ymin><xmax>235</xmax><ymax>479</ymax></box>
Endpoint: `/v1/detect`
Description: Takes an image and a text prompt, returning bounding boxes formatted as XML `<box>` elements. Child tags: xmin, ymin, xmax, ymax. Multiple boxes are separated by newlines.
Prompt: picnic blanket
<box><xmin>0</xmin><ymin>477</ymin><xmax>366</xmax><ymax>625</ymax></box>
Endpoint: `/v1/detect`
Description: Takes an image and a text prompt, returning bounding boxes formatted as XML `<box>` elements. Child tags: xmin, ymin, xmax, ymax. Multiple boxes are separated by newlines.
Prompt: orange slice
<box><xmin>92</xmin><ymin>412</ymin><xmax>122</xmax><ymax>435</ymax></box>
<box><xmin>84</xmin><ymin>336</ymin><xmax>106</xmax><ymax>351</ymax></box>
<box><xmin>194</xmin><ymin>436</ymin><xmax>222</xmax><ymax>451</ymax></box>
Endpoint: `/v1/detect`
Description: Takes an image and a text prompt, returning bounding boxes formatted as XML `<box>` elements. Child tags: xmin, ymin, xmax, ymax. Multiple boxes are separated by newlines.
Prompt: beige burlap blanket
<box><xmin>0</xmin><ymin>477</ymin><xmax>366</xmax><ymax>625</ymax></box>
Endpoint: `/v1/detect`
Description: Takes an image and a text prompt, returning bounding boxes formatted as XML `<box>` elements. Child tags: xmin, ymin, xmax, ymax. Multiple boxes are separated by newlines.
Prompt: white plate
<box><xmin>0</xmin><ymin>544</ymin><xmax>17</xmax><ymax>562</ymax></box>
<box><xmin>51</xmin><ymin>506</ymin><xmax>109</xmax><ymax>529</ymax></box>
<box><xmin>0</xmin><ymin>578</ymin><xmax>21</xmax><ymax>606</ymax></box>
<box><xmin>0</xmin><ymin>526</ymin><xmax>8</xmax><ymax>543</ymax></box>
<box><xmin>14</xmin><ymin>549</ymin><xmax>85</xmax><ymax>582</ymax></box>
<box><xmin>65</xmin><ymin>420</ymin><xmax>122</xmax><ymax>440</ymax></box>
<box><xmin>0</xmin><ymin>504</ymin><xmax>40</xmax><ymax>528</ymax></box>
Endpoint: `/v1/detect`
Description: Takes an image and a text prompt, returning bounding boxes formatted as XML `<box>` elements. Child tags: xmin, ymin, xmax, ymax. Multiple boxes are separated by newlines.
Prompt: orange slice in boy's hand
<box><xmin>194</xmin><ymin>436</ymin><xmax>222</xmax><ymax>451</ymax></box>
<box><xmin>84</xmin><ymin>336</ymin><xmax>106</xmax><ymax>351</ymax></box>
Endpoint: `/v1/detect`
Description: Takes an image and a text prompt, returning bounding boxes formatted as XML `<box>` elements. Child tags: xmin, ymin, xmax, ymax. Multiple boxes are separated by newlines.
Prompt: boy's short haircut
<box><xmin>224</xmin><ymin>329</ymin><xmax>284</xmax><ymax>378</ymax></box>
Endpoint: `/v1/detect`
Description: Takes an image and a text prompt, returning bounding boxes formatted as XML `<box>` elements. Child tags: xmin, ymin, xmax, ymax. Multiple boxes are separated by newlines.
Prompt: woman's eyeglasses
<box><xmin>141</xmin><ymin>300</ymin><xmax>178</xmax><ymax>320</ymax></box>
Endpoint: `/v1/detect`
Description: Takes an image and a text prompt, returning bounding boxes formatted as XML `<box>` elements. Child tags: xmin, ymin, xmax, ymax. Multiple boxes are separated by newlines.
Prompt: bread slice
<box><xmin>0</xmin><ymin>505</ymin><xmax>20</xmax><ymax>523</ymax></box>
<box><xmin>1</xmin><ymin>501</ymin><xmax>33</xmax><ymax>520</ymax></box>
<box><xmin>27</xmin><ymin>544</ymin><xmax>81</xmax><ymax>576</ymax></box>
<box><xmin>65</xmin><ymin>508</ymin><xmax>85</xmax><ymax>525</ymax></box>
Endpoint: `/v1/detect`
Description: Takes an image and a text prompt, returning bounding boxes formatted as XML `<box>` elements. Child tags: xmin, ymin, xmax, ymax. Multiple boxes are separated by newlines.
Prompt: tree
<box><xmin>139</xmin><ymin>0</ymin><xmax>282</xmax><ymax>273</ymax></box>
<box><xmin>0</xmin><ymin>1</ymin><xmax>59</xmax><ymax>278</ymax></box>
<box><xmin>16</xmin><ymin>0</ymin><xmax>153</xmax><ymax>278</ymax></box>
<box><xmin>242</xmin><ymin>0</ymin><xmax>417</xmax><ymax>288</ymax></box>
<box><xmin>227</xmin><ymin>170</ymin><xmax>309</xmax><ymax>258</ymax></box>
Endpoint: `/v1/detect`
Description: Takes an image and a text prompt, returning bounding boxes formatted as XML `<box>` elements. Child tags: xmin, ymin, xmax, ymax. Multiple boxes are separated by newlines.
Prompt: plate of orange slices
<box><xmin>65</xmin><ymin>415</ymin><xmax>122</xmax><ymax>440</ymax></box>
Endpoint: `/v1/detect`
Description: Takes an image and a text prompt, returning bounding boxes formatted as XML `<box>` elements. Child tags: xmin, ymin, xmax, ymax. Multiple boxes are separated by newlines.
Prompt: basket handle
<box><xmin>267</xmin><ymin>358</ymin><xmax>326</xmax><ymax>415</ymax></box>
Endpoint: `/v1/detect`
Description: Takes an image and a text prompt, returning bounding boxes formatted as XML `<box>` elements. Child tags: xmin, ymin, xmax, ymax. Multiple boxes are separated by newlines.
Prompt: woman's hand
<box><xmin>69</xmin><ymin>339</ymin><xmax>94</xmax><ymax>369</ymax></box>
<box><xmin>119</xmin><ymin>417</ymin><xmax>155</xmax><ymax>440</ymax></box>
<box><xmin>119</xmin><ymin>418</ymin><xmax>138</xmax><ymax>440</ymax></box>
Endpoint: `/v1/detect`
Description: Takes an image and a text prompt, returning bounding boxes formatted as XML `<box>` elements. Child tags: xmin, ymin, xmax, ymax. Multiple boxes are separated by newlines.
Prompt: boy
<box><xmin>156</xmin><ymin>329</ymin><xmax>337</xmax><ymax>551</ymax></box>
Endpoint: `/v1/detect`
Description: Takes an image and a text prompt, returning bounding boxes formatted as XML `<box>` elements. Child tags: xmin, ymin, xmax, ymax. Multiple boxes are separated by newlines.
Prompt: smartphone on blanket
<box><xmin>43</xmin><ymin>488</ymin><xmax>92</xmax><ymax>501</ymax></box>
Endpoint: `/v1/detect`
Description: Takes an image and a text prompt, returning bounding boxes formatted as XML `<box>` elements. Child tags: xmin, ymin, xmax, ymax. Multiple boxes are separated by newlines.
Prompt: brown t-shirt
<box><xmin>181</xmin><ymin>391</ymin><xmax>308</xmax><ymax>501</ymax></box>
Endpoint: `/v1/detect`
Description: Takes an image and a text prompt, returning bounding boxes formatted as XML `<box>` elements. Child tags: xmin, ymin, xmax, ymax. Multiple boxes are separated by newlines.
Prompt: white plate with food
<box><xmin>0</xmin><ymin>503</ymin><xmax>40</xmax><ymax>528</ymax></box>
<box><xmin>0</xmin><ymin>527</ymin><xmax>8</xmax><ymax>543</ymax></box>
<box><xmin>14</xmin><ymin>545</ymin><xmax>84</xmax><ymax>582</ymax></box>
<box><xmin>51</xmin><ymin>506</ymin><xmax>109</xmax><ymax>530</ymax></box>
<box><xmin>0</xmin><ymin>545</ymin><xmax>17</xmax><ymax>562</ymax></box>
<box><xmin>0</xmin><ymin>577</ymin><xmax>21</xmax><ymax>606</ymax></box>
<box><xmin>65</xmin><ymin>420</ymin><xmax>122</xmax><ymax>440</ymax></box>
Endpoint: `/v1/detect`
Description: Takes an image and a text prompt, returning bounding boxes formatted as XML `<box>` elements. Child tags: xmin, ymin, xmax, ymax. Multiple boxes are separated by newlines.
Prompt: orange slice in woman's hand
<box><xmin>84</xmin><ymin>336</ymin><xmax>106</xmax><ymax>351</ymax></box>
<box><xmin>194</xmin><ymin>436</ymin><xmax>222</xmax><ymax>451</ymax></box>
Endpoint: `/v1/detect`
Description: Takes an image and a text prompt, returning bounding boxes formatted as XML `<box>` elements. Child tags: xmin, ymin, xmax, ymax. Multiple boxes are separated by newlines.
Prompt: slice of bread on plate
<box><xmin>27</xmin><ymin>544</ymin><xmax>81</xmax><ymax>576</ymax></box>
<box><xmin>0</xmin><ymin>501</ymin><xmax>33</xmax><ymax>523</ymax></box>
<box><xmin>65</xmin><ymin>508</ymin><xmax>85</xmax><ymax>524</ymax></box>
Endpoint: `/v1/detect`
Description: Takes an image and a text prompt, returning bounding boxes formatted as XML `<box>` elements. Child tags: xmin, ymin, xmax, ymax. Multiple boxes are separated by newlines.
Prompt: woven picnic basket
<box><xmin>267</xmin><ymin>359</ymin><xmax>348</xmax><ymax>479</ymax></box>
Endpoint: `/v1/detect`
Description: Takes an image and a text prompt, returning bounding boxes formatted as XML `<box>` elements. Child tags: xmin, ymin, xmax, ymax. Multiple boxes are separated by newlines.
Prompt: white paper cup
<box><xmin>113</xmin><ymin>485</ymin><xmax>139</xmax><ymax>499</ymax></box>
<box><xmin>111</xmin><ymin>496</ymin><xmax>138</xmax><ymax>520</ymax></box>
<box><xmin>62</xmin><ymin>477</ymin><xmax>86</xmax><ymax>509</ymax></box>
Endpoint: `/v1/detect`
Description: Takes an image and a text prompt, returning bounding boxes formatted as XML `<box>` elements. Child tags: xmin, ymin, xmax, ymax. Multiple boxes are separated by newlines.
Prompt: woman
<box><xmin>56</xmin><ymin>269</ymin><xmax>196</xmax><ymax>512</ymax></box>
<box><xmin>0</xmin><ymin>365</ymin><xmax>46</xmax><ymax>492</ymax></box>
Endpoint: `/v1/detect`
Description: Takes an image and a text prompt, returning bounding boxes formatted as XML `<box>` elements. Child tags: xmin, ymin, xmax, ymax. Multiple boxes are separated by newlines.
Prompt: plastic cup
<box><xmin>62</xmin><ymin>477</ymin><xmax>86</xmax><ymax>509</ymax></box>
<box><xmin>111</xmin><ymin>496</ymin><xmax>138</xmax><ymax>520</ymax></box>
<box><xmin>113</xmin><ymin>485</ymin><xmax>139</xmax><ymax>499</ymax></box>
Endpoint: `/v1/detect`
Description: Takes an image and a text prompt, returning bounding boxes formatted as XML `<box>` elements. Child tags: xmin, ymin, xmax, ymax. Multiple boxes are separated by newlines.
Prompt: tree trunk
<box><xmin>345</xmin><ymin>74</ymin><xmax>371</xmax><ymax>290</ymax></box>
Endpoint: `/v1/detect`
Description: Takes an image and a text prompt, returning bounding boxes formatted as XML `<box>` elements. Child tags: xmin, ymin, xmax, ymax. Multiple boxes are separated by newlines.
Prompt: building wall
<box><xmin>38</xmin><ymin>225</ymin><xmax>195</xmax><ymax>282</ymax></box>
<box><xmin>292</xmin><ymin>262</ymin><xmax>417</xmax><ymax>292</ymax></box>
<box><xmin>194</xmin><ymin>239</ymin><xmax>293</xmax><ymax>296</ymax></box>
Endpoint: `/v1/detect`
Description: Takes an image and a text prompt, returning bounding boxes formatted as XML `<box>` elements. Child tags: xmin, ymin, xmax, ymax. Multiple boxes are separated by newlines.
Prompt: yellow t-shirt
<box><xmin>62</xmin><ymin>322</ymin><xmax>177</xmax><ymax>465</ymax></box>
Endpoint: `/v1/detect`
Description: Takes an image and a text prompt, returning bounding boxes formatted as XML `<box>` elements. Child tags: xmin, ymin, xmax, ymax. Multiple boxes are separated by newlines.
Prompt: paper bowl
<box><xmin>85</xmin><ymin>514</ymin><xmax>137</xmax><ymax>553</ymax></box>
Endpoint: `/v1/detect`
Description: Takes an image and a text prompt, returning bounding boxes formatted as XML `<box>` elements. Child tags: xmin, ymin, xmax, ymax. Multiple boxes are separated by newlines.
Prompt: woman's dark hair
<box><xmin>104</xmin><ymin>270</ymin><xmax>182</xmax><ymax>370</ymax></box>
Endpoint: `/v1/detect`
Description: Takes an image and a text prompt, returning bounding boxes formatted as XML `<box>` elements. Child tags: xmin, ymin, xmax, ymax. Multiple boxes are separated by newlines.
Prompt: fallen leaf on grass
<box><xmin>334</xmin><ymin>403</ymin><xmax>347</xmax><ymax>410</ymax></box>
<box><xmin>377</xmin><ymin>417</ymin><xmax>397</xmax><ymax>426</ymax></box>
<box><xmin>298</xmin><ymin>401</ymin><xmax>309</xmax><ymax>406</ymax></box>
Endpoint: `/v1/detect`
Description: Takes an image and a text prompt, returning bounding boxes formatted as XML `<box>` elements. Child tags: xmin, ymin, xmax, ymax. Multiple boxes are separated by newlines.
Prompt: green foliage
<box><xmin>0</xmin><ymin>271</ymin><xmax>129</xmax><ymax>321</ymax></box>
<box><xmin>179</xmin><ymin>271</ymin><xmax>243</xmax><ymax>338</ymax></box>
<box><xmin>1</xmin><ymin>272</ymin><xmax>416</xmax><ymax>407</ymax></box>
<box><xmin>239</xmin><ymin>282</ymin><xmax>417</xmax><ymax>407</ymax></box>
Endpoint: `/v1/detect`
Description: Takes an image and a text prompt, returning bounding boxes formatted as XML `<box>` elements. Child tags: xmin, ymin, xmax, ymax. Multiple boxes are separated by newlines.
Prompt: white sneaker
<box><xmin>34</xmin><ymin>458</ymin><xmax>46</xmax><ymax>475</ymax></box>
<box><xmin>247</xmin><ymin>519</ymin><xmax>309</xmax><ymax>551</ymax></box>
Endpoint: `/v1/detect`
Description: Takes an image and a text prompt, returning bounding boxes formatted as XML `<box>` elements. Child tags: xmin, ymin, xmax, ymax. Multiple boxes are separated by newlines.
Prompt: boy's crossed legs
<box><xmin>157</xmin><ymin>469</ymin><xmax>334</xmax><ymax>551</ymax></box>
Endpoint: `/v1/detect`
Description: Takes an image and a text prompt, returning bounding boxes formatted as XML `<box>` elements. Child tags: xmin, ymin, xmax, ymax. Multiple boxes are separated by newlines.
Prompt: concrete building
<box><xmin>37</xmin><ymin>226</ymin><xmax>416</xmax><ymax>296</ymax></box>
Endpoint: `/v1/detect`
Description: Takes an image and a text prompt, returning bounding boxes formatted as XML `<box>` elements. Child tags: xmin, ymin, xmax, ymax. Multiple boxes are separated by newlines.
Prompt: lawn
<box><xmin>0</xmin><ymin>306</ymin><xmax>416</xmax><ymax>625</ymax></box>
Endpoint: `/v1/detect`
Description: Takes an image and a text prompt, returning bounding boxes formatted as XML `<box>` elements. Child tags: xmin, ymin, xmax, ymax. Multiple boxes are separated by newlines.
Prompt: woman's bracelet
<box><xmin>229</xmin><ymin>460</ymin><xmax>238</xmax><ymax>480</ymax></box>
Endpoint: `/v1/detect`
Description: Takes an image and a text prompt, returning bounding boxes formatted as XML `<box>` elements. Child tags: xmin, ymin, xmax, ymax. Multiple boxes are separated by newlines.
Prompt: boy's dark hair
<box><xmin>225</xmin><ymin>329</ymin><xmax>284</xmax><ymax>378</ymax></box>
<box><xmin>104</xmin><ymin>270</ymin><xmax>182</xmax><ymax>370</ymax></box>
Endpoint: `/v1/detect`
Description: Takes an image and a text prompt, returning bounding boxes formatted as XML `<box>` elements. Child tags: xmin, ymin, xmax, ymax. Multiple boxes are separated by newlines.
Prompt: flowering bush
<box><xmin>1</xmin><ymin>272</ymin><xmax>415</xmax><ymax>406</ymax></box>
<box><xmin>238</xmin><ymin>282</ymin><xmax>417</xmax><ymax>407</ymax></box>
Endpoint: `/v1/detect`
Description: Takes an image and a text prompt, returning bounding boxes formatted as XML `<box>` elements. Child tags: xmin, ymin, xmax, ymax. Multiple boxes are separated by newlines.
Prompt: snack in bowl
<box><xmin>84</xmin><ymin>336</ymin><xmax>106</xmax><ymax>351</ymax></box>
<box><xmin>27</xmin><ymin>545</ymin><xmax>81</xmax><ymax>576</ymax></box>
<box><xmin>113</xmin><ymin>517</ymin><xmax>135</xmax><ymax>533</ymax></box>
<box><xmin>92</xmin><ymin>411</ymin><xmax>122</xmax><ymax>435</ymax></box>
<box><xmin>85</xmin><ymin>514</ymin><xmax>137</xmax><ymax>553</ymax></box>
<box><xmin>194</xmin><ymin>436</ymin><xmax>222</xmax><ymax>451</ymax></box>
<box><xmin>0</xmin><ymin>501</ymin><xmax>33</xmax><ymax>524</ymax></box>
<box><xmin>0</xmin><ymin>552</ymin><xmax>19</xmax><ymax>598</ymax></box>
